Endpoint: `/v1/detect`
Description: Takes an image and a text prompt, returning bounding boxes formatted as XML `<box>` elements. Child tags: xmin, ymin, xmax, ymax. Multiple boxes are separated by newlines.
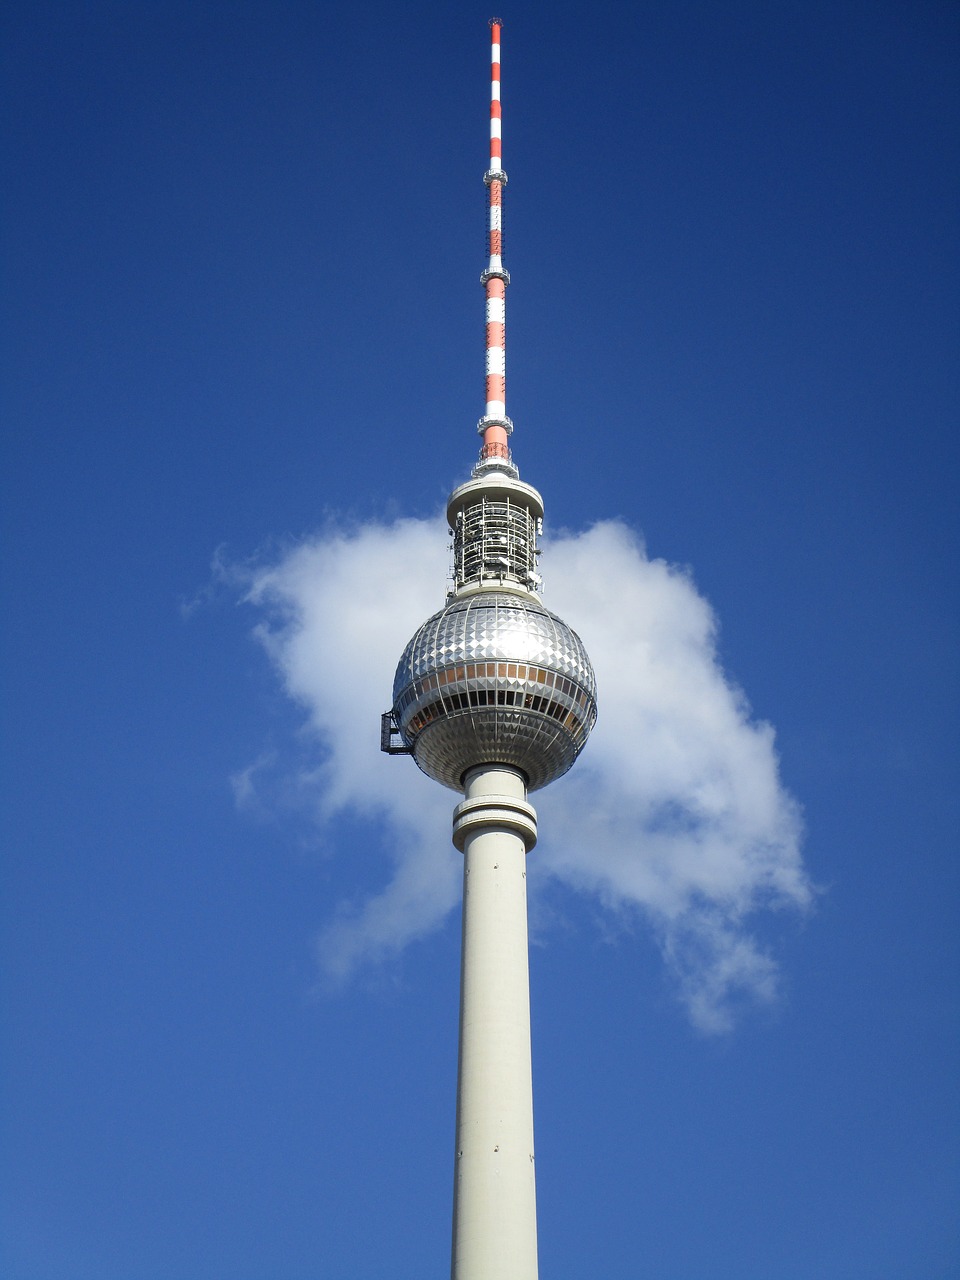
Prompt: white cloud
<box><xmin>238</xmin><ymin>519</ymin><xmax>460</xmax><ymax>979</ymax></box>
<box><xmin>235</xmin><ymin>516</ymin><xmax>811</xmax><ymax>1031</ymax></box>
<box><xmin>229</xmin><ymin>749</ymin><xmax>277</xmax><ymax>814</ymax></box>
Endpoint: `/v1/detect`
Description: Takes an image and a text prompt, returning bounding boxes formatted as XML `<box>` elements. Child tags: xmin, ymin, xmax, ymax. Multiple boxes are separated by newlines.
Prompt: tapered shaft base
<box><xmin>450</xmin><ymin>766</ymin><xmax>539</xmax><ymax>1280</ymax></box>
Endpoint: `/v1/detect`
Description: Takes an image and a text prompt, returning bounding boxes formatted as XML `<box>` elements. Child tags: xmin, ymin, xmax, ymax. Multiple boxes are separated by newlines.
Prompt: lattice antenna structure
<box><xmin>380</xmin><ymin>24</ymin><xmax>598</xmax><ymax>1280</ymax></box>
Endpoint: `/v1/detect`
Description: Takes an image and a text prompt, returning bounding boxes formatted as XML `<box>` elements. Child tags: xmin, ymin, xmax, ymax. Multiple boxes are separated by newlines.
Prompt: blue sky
<box><xmin>3</xmin><ymin>2</ymin><xmax>958</xmax><ymax>1277</ymax></box>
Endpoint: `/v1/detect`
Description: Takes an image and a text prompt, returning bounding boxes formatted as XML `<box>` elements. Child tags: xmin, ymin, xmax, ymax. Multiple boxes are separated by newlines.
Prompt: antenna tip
<box><xmin>489</xmin><ymin>17</ymin><xmax>502</xmax><ymax>29</ymax></box>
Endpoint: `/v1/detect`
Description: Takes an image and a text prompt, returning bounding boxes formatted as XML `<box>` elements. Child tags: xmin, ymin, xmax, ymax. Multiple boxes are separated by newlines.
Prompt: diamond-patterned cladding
<box><xmin>392</xmin><ymin>590</ymin><xmax>597</xmax><ymax>792</ymax></box>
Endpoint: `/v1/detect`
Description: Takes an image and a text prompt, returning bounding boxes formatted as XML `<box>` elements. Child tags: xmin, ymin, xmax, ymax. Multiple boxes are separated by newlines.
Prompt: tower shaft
<box><xmin>382</xmin><ymin>22</ymin><xmax>597</xmax><ymax>1277</ymax></box>
<box><xmin>451</xmin><ymin>766</ymin><xmax>539</xmax><ymax>1280</ymax></box>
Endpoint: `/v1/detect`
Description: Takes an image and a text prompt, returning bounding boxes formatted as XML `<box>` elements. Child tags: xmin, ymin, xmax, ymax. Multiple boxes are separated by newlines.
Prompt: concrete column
<box><xmin>450</xmin><ymin>765</ymin><xmax>539</xmax><ymax>1280</ymax></box>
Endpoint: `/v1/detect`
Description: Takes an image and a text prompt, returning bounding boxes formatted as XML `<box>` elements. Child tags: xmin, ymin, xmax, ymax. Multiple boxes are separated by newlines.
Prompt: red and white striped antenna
<box><xmin>478</xmin><ymin>18</ymin><xmax>513</xmax><ymax>468</ymax></box>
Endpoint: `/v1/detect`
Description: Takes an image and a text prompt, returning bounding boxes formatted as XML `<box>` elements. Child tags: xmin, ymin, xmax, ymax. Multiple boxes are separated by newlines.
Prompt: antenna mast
<box><xmin>479</xmin><ymin>19</ymin><xmax>512</xmax><ymax>468</ymax></box>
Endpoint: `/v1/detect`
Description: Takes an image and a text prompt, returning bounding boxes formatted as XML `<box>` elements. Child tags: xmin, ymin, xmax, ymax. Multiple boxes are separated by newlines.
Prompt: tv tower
<box><xmin>381</xmin><ymin>21</ymin><xmax>598</xmax><ymax>1280</ymax></box>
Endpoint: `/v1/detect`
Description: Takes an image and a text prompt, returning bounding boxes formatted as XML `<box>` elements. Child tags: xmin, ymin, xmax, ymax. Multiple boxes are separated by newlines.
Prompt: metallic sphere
<box><xmin>391</xmin><ymin>589</ymin><xmax>597</xmax><ymax>792</ymax></box>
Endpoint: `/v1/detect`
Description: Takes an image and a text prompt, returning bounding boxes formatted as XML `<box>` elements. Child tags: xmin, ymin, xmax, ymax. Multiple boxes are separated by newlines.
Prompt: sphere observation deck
<box><xmin>388</xmin><ymin>590</ymin><xmax>597</xmax><ymax>792</ymax></box>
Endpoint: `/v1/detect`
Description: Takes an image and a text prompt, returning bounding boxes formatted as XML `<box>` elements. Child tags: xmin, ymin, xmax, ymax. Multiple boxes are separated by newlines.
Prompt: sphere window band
<box><xmin>405</xmin><ymin>690</ymin><xmax>590</xmax><ymax>736</ymax></box>
<box><xmin>396</xmin><ymin>660</ymin><xmax>596</xmax><ymax>751</ymax></box>
<box><xmin>396</xmin><ymin>662</ymin><xmax>584</xmax><ymax>700</ymax></box>
<box><xmin>395</xmin><ymin>662</ymin><xmax>593</xmax><ymax>713</ymax></box>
